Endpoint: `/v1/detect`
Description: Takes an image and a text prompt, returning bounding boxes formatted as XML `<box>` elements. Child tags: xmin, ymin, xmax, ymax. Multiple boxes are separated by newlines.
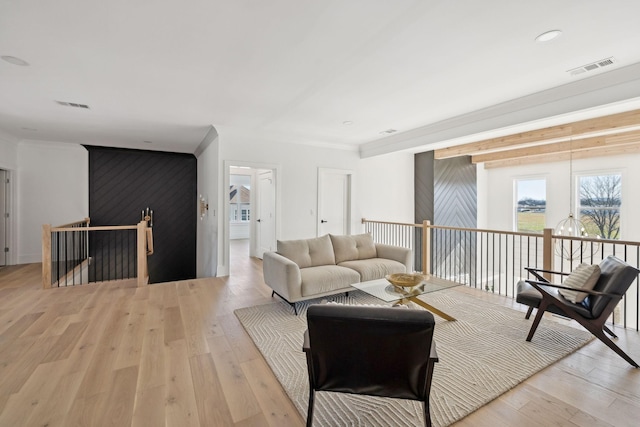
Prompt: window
<box><xmin>578</xmin><ymin>173</ymin><xmax>621</xmax><ymax>239</ymax></box>
<box><xmin>515</xmin><ymin>178</ymin><xmax>546</xmax><ymax>233</ymax></box>
<box><xmin>229</xmin><ymin>181</ymin><xmax>251</xmax><ymax>222</ymax></box>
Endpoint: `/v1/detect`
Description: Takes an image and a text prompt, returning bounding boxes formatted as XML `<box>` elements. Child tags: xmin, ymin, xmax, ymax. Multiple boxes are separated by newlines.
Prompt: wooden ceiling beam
<box><xmin>471</xmin><ymin>129</ymin><xmax>640</xmax><ymax>163</ymax></box>
<box><xmin>434</xmin><ymin>125</ymin><xmax>572</xmax><ymax>159</ymax></box>
<box><xmin>434</xmin><ymin>108</ymin><xmax>640</xmax><ymax>159</ymax></box>
<box><xmin>572</xmin><ymin>108</ymin><xmax>640</xmax><ymax>134</ymax></box>
<box><xmin>482</xmin><ymin>141</ymin><xmax>640</xmax><ymax>169</ymax></box>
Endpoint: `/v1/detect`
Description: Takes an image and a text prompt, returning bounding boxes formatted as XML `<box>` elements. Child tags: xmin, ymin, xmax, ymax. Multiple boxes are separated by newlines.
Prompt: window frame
<box><xmin>575</xmin><ymin>170</ymin><xmax>623</xmax><ymax>240</ymax></box>
<box><xmin>513</xmin><ymin>176</ymin><xmax>547</xmax><ymax>234</ymax></box>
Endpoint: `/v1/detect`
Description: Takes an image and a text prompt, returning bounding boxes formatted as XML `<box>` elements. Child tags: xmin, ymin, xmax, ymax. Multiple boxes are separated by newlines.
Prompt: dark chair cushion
<box><xmin>306</xmin><ymin>304</ymin><xmax>435</xmax><ymax>401</ymax></box>
<box><xmin>516</xmin><ymin>280</ymin><xmax>593</xmax><ymax>319</ymax></box>
<box><xmin>590</xmin><ymin>256</ymin><xmax>640</xmax><ymax>318</ymax></box>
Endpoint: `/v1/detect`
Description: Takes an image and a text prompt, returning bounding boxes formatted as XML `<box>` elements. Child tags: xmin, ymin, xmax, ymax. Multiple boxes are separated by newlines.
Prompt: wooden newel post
<box><xmin>423</xmin><ymin>220</ymin><xmax>431</xmax><ymax>275</ymax></box>
<box><xmin>42</xmin><ymin>224</ymin><xmax>52</xmax><ymax>289</ymax></box>
<box><xmin>137</xmin><ymin>220</ymin><xmax>148</xmax><ymax>287</ymax></box>
<box><xmin>543</xmin><ymin>228</ymin><xmax>553</xmax><ymax>281</ymax></box>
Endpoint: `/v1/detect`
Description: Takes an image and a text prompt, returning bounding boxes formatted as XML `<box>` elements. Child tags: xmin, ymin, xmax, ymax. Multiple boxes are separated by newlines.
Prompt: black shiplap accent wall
<box><xmin>434</xmin><ymin>156</ymin><xmax>477</xmax><ymax>228</ymax></box>
<box><xmin>414</xmin><ymin>152</ymin><xmax>435</xmax><ymax>271</ymax></box>
<box><xmin>87</xmin><ymin>146</ymin><xmax>197</xmax><ymax>283</ymax></box>
<box><xmin>415</xmin><ymin>152</ymin><xmax>477</xmax><ymax>281</ymax></box>
<box><xmin>434</xmin><ymin>156</ymin><xmax>477</xmax><ymax>284</ymax></box>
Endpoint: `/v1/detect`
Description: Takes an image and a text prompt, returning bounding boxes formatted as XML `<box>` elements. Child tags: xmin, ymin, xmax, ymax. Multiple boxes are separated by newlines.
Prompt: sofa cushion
<box><xmin>516</xmin><ymin>280</ymin><xmax>594</xmax><ymax>319</ymax></box>
<box><xmin>330</xmin><ymin>233</ymin><xmax>377</xmax><ymax>264</ymax></box>
<box><xmin>558</xmin><ymin>263</ymin><xmax>601</xmax><ymax>304</ymax></box>
<box><xmin>277</xmin><ymin>234</ymin><xmax>335</xmax><ymax>268</ymax></box>
<box><xmin>300</xmin><ymin>265</ymin><xmax>360</xmax><ymax>297</ymax></box>
<box><xmin>338</xmin><ymin>258</ymin><xmax>406</xmax><ymax>282</ymax></box>
<box><xmin>324</xmin><ymin>301</ymin><xmax>408</xmax><ymax>309</ymax></box>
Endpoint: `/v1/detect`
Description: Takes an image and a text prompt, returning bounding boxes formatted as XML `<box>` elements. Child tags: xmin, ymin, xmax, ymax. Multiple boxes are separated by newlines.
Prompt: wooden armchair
<box><xmin>516</xmin><ymin>256</ymin><xmax>639</xmax><ymax>368</ymax></box>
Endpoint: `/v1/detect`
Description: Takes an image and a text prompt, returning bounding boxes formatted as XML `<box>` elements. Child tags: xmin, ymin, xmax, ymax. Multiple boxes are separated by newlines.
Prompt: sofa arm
<box><xmin>262</xmin><ymin>251</ymin><xmax>303</xmax><ymax>302</ymax></box>
<box><xmin>376</xmin><ymin>243</ymin><xmax>412</xmax><ymax>272</ymax></box>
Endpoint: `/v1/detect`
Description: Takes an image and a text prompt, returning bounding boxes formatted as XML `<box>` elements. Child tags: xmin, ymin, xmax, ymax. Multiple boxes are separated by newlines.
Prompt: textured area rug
<box><xmin>235</xmin><ymin>290</ymin><xmax>593</xmax><ymax>427</ymax></box>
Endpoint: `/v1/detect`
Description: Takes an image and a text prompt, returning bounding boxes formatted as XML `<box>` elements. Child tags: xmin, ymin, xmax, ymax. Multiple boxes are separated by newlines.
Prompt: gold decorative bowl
<box><xmin>385</xmin><ymin>273</ymin><xmax>425</xmax><ymax>288</ymax></box>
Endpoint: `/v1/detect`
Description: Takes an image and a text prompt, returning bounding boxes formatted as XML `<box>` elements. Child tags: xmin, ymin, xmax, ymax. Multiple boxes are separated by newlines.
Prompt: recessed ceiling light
<box><xmin>379</xmin><ymin>129</ymin><xmax>397</xmax><ymax>135</ymax></box>
<box><xmin>1</xmin><ymin>55</ymin><xmax>30</xmax><ymax>66</ymax></box>
<box><xmin>342</xmin><ymin>121</ymin><xmax>353</xmax><ymax>125</ymax></box>
<box><xmin>535</xmin><ymin>30</ymin><xmax>562</xmax><ymax>42</ymax></box>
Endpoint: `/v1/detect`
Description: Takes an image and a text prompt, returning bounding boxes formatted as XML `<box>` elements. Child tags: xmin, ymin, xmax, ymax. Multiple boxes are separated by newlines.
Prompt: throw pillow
<box><xmin>277</xmin><ymin>234</ymin><xmax>335</xmax><ymax>268</ymax></box>
<box><xmin>330</xmin><ymin>233</ymin><xmax>377</xmax><ymax>264</ymax></box>
<box><xmin>558</xmin><ymin>263</ymin><xmax>601</xmax><ymax>304</ymax></box>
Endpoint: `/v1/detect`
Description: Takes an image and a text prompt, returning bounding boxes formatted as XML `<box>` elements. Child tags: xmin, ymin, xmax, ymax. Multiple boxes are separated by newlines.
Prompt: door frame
<box><xmin>317</xmin><ymin>168</ymin><xmax>354</xmax><ymax>237</ymax></box>
<box><xmin>0</xmin><ymin>168</ymin><xmax>16</xmax><ymax>266</ymax></box>
<box><xmin>222</xmin><ymin>160</ymin><xmax>280</xmax><ymax>276</ymax></box>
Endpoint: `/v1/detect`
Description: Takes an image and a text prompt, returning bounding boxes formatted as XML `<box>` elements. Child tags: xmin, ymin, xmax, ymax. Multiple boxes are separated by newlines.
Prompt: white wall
<box><xmin>196</xmin><ymin>127</ymin><xmax>219</xmax><ymax>278</ymax></box>
<box><xmin>211</xmin><ymin>133</ymin><xmax>419</xmax><ymax>276</ymax></box>
<box><xmin>219</xmin><ymin>134</ymin><xmax>362</xmax><ymax>240</ymax></box>
<box><xmin>229</xmin><ymin>223</ymin><xmax>250</xmax><ymax>239</ymax></box>
<box><xmin>478</xmin><ymin>153</ymin><xmax>640</xmax><ymax>241</ymax></box>
<box><xmin>358</xmin><ymin>151</ymin><xmax>414</xmax><ymax>224</ymax></box>
<box><xmin>16</xmin><ymin>141</ymin><xmax>88</xmax><ymax>263</ymax></box>
<box><xmin>0</xmin><ymin>132</ymin><xmax>18</xmax><ymax>170</ymax></box>
<box><xmin>213</xmin><ymin>131</ymin><xmax>363</xmax><ymax>275</ymax></box>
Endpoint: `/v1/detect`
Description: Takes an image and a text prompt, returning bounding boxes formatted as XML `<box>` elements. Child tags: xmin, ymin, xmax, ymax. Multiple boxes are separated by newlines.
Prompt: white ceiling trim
<box><xmin>216</xmin><ymin>125</ymin><xmax>359</xmax><ymax>153</ymax></box>
<box><xmin>360</xmin><ymin>62</ymin><xmax>640</xmax><ymax>158</ymax></box>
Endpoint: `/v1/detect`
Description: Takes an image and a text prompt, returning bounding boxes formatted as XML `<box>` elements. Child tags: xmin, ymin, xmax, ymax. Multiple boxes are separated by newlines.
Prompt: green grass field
<box><xmin>579</xmin><ymin>216</ymin><xmax>618</xmax><ymax>239</ymax></box>
<box><xmin>517</xmin><ymin>212</ymin><xmax>545</xmax><ymax>233</ymax></box>
<box><xmin>518</xmin><ymin>212</ymin><xmax>619</xmax><ymax>238</ymax></box>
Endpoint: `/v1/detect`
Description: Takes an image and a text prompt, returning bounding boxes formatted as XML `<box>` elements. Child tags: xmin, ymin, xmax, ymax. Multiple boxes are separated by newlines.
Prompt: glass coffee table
<box><xmin>351</xmin><ymin>275</ymin><xmax>461</xmax><ymax>321</ymax></box>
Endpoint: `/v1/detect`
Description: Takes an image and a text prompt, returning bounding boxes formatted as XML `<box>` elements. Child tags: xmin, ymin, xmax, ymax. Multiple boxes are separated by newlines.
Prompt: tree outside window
<box><xmin>578</xmin><ymin>174</ymin><xmax>621</xmax><ymax>239</ymax></box>
<box><xmin>515</xmin><ymin>179</ymin><xmax>546</xmax><ymax>233</ymax></box>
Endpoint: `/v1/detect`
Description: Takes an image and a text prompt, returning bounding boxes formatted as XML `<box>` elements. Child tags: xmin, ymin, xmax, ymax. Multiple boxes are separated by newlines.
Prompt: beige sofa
<box><xmin>263</xmin><ymin>233</ymin><xmax>411</xmax><ymax>313</ymax></box>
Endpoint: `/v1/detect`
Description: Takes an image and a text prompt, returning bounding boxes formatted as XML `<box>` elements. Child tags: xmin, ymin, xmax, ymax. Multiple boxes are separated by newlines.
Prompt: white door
<box><xmin>0</xmin><ymin>170</ymin><xmax>6</xmax><ymax>267</ymax></box>
<box><xmin>256</xmin><ymin>170</ymin><xmax>276</xmax><ymax>258</ymax></box>
<box><xmin>318</xmin><ymin>169</ymin><xmax>352</xmax><ymax>236</ymax></box>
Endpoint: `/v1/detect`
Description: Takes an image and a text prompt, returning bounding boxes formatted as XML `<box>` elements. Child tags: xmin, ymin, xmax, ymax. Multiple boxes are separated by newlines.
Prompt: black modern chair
<box><xmin>516</xmin><ymin>255</ymin><xmax>639</xmax><ymax>367</ymax></box>
<box><xmin>303</xmin><ymin>304</ymin><xmax>438</xmax><ymax>427</ymax></box>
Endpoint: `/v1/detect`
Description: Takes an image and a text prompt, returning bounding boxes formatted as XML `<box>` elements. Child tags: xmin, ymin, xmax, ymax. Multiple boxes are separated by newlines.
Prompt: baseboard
<box><xmin>17</xmin><ymin>253</ymin><xmax>41</xmax><ymax>265</ymax></box>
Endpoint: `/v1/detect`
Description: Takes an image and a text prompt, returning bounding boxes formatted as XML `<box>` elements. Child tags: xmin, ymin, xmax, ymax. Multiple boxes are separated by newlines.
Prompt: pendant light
<box><xmin>554</xmin><ymin>138</ymin><xmax>596</xmax><ymax>260</ymax></box>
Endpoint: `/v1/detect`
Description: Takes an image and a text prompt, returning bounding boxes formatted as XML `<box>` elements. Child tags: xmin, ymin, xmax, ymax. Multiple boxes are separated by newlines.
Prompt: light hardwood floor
<box><xmin>1</xmin><ymin>240</ymin><xmax>639</xmax><ymax>426</ymax></box>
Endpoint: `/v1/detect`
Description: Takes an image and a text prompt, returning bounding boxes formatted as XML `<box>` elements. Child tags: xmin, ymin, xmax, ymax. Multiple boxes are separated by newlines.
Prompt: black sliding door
<box><xmin>87</xmin><ymin>146</ymin><xmax>197</xmax><ymax>283</ymax></box>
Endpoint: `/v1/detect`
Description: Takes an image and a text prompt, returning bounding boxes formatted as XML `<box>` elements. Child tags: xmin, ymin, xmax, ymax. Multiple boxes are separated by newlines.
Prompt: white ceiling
<box><xmin>2</xmin><ymin>0</ymin><xmax>640</xmax><ymax>155</ymax></box>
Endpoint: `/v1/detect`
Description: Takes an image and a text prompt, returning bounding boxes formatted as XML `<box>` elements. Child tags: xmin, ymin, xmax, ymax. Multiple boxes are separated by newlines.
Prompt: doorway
<box><xmin>229</xmin><ymin>169</ymin><xmax>252</xmax><ymax>274</ymax></box>
<box><xmin>224</xmin><ymin>161</ymin><xmax>279</xmax><ymax>277</ymax></box>
<box><xmin>317</xmin><ymin>168</ymin><xmax>353</xmax><ymax>236</ymax></box>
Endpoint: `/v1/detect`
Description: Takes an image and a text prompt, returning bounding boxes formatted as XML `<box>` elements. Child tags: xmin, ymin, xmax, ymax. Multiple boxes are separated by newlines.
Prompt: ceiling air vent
<box><xmin>567</xmin><ymin>57</ymin><xmax>616</xmax><ymax>76</ymax></box>
<box><xmin>56</xmin><ymin>100</ymin><xmax>90</xmax><ymax>109</ymax></box>
<box><xmin>379</xmin><ymin>129</ymin><xmax>397</xmax><ymax>135</ymax></box>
